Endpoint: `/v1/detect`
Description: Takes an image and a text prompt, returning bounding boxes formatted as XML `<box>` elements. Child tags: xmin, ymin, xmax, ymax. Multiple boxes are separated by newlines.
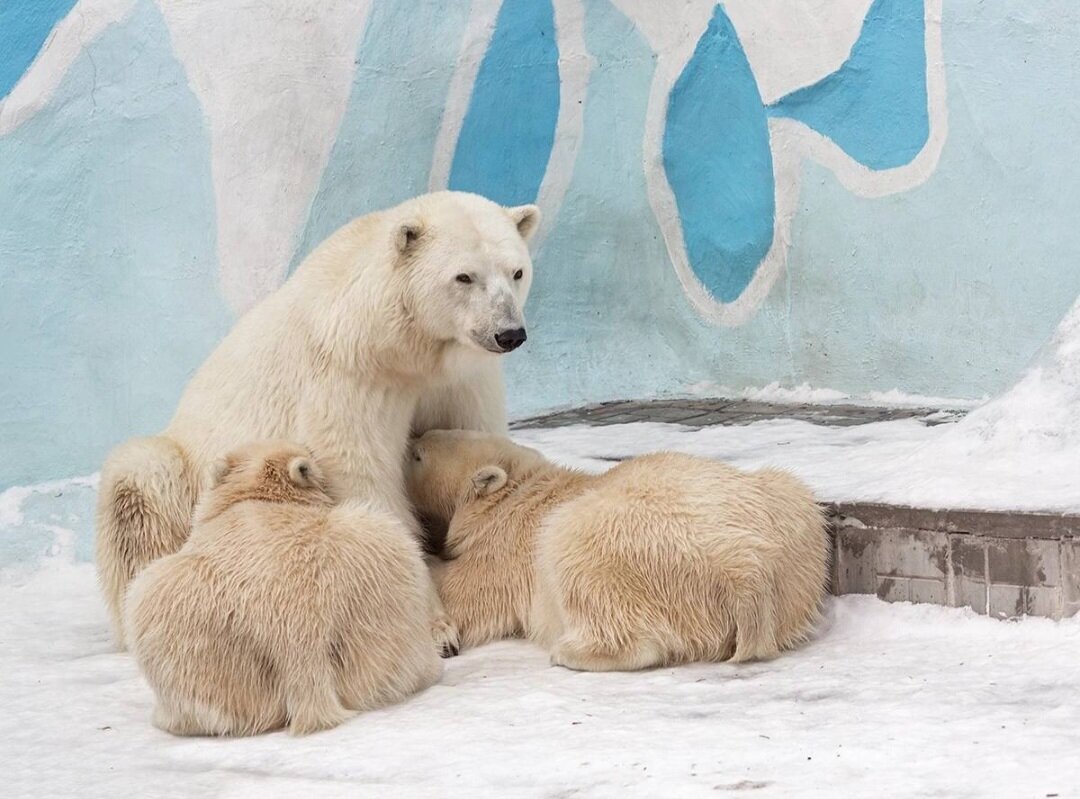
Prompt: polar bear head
<box><xmin>388</xmin><ymin>192</ymin><xmax>540</xmax><ymax>356</ymax></box>
<box><xmin>199</xmin><ymin>440</ymin><xmax>336</xmax><ymax>520</ymax></box>
<box><xmin>407</xmin><ymin>428</ymin><xmax>549</xmax><ymax>526</ymax></box>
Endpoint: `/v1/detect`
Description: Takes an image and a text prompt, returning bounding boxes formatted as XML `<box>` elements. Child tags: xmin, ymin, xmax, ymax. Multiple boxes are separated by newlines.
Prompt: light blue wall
<box><xmin>2</xmin><ymin>0</ymin><xmax>1079</xmax><ymax>490</ymax></box>
<box><xmin>0</xmin><ymin>1</ymin><xmax>230</xmax><ymax>489</ymax></box>
<box><xmin>509</xmin><ymin>0</ymin><xmax>1080</xmax><ymax>414</ymax></box>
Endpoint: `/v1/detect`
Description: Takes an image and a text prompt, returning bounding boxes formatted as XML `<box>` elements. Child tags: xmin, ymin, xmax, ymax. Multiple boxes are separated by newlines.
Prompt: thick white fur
<box><xmin>125</xmin><ymin>440</ymin><xmax>441</xmax><ymax>736</ymax></box>
<box><xmin>97</xmin><ymin>191</ymin><xmax>539</xmax><ymax>647</ymax></box>
<box><xmin>408</xmin><ymin>430</ymin><xmax>830</xmax><ymax>671</ymax></box>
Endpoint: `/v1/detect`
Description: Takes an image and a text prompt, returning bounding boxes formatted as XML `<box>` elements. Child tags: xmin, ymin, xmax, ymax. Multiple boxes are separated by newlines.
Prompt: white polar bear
<box><xmin>96</xmin><ymin>191</ymin><xmax>539</xmax><ymax>649</ymax></box>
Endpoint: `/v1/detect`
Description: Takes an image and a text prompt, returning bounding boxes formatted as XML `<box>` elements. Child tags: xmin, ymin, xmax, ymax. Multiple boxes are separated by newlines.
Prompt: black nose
<box><xmin>494</xmin><ymin>327</ymin><xmax>527</xmax><ymax>352</ymax></box>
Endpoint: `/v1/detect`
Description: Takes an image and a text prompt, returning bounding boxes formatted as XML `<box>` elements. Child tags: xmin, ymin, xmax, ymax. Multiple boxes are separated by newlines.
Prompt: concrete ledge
<box><xmin>828</xmin><ymin>503</ymin><xmax>1080</xmax><ymax>620</ymax></box>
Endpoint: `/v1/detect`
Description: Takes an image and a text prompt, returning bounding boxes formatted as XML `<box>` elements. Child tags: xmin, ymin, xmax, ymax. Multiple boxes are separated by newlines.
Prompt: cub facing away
<box><xmin>124</xmin><ymin>440</ymin><xmax>441</xmax><ymax>736</ymax></box>
<box><xmin>408</xmin><ymin>430</ymin><xmax>829</xmax><ymax>671</ymax></box>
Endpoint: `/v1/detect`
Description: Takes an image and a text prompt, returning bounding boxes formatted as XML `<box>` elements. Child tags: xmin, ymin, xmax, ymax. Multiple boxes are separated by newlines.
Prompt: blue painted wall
<box><xmin>2</xmin><ymin>0</ymin><xmax>1079</xmax><ymax>491</ymax></box>
<box><xmin>663</xmin><ymin>5</ymin><xmax>774</xmax><ymax>303</ymax></box>
<box><xmin>0</xmin><ymin>0</ymin><xmax>79</xmax><ymax>99</ymax></box>
<box><xmin>0</xmin><ymin>1</ymin><xmax>230</xmax><ymax>489</ymax></box>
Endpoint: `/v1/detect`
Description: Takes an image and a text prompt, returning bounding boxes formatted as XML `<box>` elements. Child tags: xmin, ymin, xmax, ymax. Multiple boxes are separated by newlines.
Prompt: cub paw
<box><xmin>431</xmin><ymin>615</ymin><xmax>460</xmax><ymax>658</ymax></box>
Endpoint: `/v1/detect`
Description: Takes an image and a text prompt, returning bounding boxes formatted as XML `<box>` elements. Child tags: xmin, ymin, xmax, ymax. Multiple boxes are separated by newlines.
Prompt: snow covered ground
<box><xmin>513</xmin><ymin>416</ymin><xmax>1080</xmax><ymax>513</ymax></box>
<box><xmin>3</xmin><ymin>559</ymin><xmax>1078</xmax><ymax>799</ymax></box>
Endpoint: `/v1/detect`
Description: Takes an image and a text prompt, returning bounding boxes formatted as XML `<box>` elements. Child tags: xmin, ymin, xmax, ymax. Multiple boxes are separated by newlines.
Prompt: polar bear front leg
<box><xmin>425</xmin><ymin>556</ymin><xmax>460</xmax><ymax>658</ymax></box>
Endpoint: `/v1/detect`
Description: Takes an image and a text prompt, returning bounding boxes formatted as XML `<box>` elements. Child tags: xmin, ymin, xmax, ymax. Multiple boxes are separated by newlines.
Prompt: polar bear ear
<box><xmin>394</xmin><ymin>219</ymin><xmax>425</xmax><ymax>255</ymax></box>
<box><xmin>209</xmin><ymin>456</ymin><xmax>236</xmax><ymax>487</ymax></box>
<box><xmin>288</xmin><ymin>456</ymin><xmax>319</xmax><ymax>488</ymax></box>
<box><xmin>471</xmin><ymin>465</ymin><xmax>508</xmax><ymax>497</ymax></box>
<box><xmin>506</xmin><ymin>204</ymin><xmax>541</xmax><ymax>241</ymax></box>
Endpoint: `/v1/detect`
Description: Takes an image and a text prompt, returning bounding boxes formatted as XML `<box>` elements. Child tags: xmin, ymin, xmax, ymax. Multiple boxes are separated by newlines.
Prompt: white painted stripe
<box><xmin>0</xmin><ymin>0</ymin><xmax>136</xmax><ymax>136</ymax></box>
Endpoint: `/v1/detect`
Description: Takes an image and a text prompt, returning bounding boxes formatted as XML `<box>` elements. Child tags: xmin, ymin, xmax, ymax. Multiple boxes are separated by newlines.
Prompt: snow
<box><xmin>939</xmin><ymin>297</ymin><xmax>1080</xmax><ymax>455</ymax></box>
<box><xmin>3</xmin><ymin>560</ymin><xmax>1078</xmax><ymax>799</ymax></box>
<box><xmin>683</xmin><ymin>380</ymin><xmax>986</xmax><ymax>410</ymax></box>
<box><xmin>512</xmin><ymin>415</ymin><xmax>1080</xmax><ymax>513</ymax></box>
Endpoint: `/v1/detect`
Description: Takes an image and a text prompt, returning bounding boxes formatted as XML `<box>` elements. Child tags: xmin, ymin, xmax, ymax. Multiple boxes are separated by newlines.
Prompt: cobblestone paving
<box><xmin>511</xmin><ymin>397</ymin><xmax>967</xmax><ymax>430</ymax></box>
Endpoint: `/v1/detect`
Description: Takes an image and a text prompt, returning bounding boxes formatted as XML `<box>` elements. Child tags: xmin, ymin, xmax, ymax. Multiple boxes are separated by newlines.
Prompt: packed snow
<box><xmin>3</xmin><ymin>439</ymin><xmax>1079</xmax><ymax>798</ymax></box>
<box><xmin>513</xmin><ymin>416</ymin><xmax>1080</xmax><ymax>513</ymax></box>
<box><xmin>3</xmin><ymin>559</ymin><xmax>1078</xmax><ymax>799</ymax></box>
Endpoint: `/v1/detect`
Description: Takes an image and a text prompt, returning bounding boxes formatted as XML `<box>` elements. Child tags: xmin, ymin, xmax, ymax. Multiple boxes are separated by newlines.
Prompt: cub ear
<box><xmin>209</xmin><ymin>455</ymin><xmax>236</xmax><ymax>487</ymax></box>
<box><xmin>394</xmin><ymin>219</ymin><xmax>425</xmax><ymax>255</ymax></box>
<box><xmin>288</xmin><ymin>456</ymin><xmax>318</xmax><ymax>488</ymax></box>
<box><xmin>471</xmin><ymin>465</ymin><xmax>508</xmax><ymax>497</ymax></box>
<box><xmin>506</xmin><ymin>204</ymin><xmax>540</xmax><ymax>241</ymax></box>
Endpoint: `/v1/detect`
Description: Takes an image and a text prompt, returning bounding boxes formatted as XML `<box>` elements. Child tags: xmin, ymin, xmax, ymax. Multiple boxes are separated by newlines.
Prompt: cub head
<box><xmin>201</xmin><ymin>440</ymin><xmax>335</xmax><ymax>517</ymax></box>
<box><xmin>391</xmin><ymin>191</ymin><xmax>539</xmax><ymax>356</ymax></box>
<box><xmin>407</xmin><ymin>429</ymin><xmax>548</xmax><ymax>527</ymax></box>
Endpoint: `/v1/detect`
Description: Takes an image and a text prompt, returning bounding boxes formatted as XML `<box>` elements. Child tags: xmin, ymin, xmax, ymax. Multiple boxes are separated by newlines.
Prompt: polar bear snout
<box><xmin>494</xmin><ymin>327</ymin><xmax>527</xmax><ymax>353</ymax></box>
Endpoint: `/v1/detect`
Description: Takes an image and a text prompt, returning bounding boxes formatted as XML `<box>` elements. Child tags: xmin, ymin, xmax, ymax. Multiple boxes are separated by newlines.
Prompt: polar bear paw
<box><xmin>431</xmin><ymin>614</ymin><xmax>460</xmax><ymax>658</ymax></box>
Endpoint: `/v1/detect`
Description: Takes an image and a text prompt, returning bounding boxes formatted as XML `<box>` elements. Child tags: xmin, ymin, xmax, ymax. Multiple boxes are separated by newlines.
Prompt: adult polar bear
<box><xmin>96</xmin><ymin>191</ymin><xmax>539</xmax><ymax>649</ymax></box>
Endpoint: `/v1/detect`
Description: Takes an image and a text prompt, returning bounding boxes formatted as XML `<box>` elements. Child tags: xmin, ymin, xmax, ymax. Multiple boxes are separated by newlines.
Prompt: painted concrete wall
<box><xmin>2</xmin><ymin>0</ymin><xmax>1079</xmax><ymax>489</ymax></box>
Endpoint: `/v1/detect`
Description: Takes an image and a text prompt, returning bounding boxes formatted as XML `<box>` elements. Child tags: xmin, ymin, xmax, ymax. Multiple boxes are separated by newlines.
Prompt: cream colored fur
<box><xmin>408</xmin><ymin>430</ymin><xmax>829</xmax><ymax>671</ymax></box>
<box><xmin>97</xmin><ymin>191</ymin><xmax>539</xmax><ymax>648</ymax></box>
<box><xmin>124</xmin><ymin>440</ymin><xmax>442</xmax><ymax>737</ymax></box>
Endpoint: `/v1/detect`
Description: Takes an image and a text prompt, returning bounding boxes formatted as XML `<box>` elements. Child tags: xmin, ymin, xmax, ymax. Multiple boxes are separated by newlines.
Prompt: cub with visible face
<box><xmin>408</xmin><ymin>430</ymin><xmax>829</xmax><ymax>671</ymax></box>
<box><xmin>124</xmin><ymin>440</ymin><xmax>441</xmax><ymax>737</ymax></box>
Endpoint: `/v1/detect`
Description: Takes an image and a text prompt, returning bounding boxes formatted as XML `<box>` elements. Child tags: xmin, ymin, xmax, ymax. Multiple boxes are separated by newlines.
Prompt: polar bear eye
<box><xmin>513</xmin><ymin>269</ymin><xmax>523</xmax><ymax>281</ymax></box>
<box><xmin>455</xmin><ymin>273</ymin><xmax>473</xmax><ymax>284</ymax></box>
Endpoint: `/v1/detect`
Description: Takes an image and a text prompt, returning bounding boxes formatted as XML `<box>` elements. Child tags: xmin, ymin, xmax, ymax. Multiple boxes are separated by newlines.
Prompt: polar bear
<box><xmin>125</xmin><ymin>440</ymin><xmax>442</xmax><ymax>736</ymax></box>
<box><xmin>407</xmin><ymin>430</ymin><xmax>829</xmax><ymax>671</ymax></box>
<box><xmin>97</xmin><ymin>191</ymin><xmax>539</xmax><ymax>648</ymax></box>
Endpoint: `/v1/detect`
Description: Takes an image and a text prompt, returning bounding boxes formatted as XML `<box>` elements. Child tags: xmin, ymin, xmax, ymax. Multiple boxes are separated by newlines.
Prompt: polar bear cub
<box><xmin>125</xmin><ymin>440</ymin><xmax>441</xmax><ymax>736</ymax></box>
<box><xmin>408</xmin><ymin>430</ymin><xmax>829</xmax><ymax>671</ymax></box>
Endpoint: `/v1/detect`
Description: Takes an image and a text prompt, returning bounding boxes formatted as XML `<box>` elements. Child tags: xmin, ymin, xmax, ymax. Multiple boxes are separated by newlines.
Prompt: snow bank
<box><xmin>936</xmin><ymin>297</ymin><xmax>1080</xmax><ymax>454</ymax></box>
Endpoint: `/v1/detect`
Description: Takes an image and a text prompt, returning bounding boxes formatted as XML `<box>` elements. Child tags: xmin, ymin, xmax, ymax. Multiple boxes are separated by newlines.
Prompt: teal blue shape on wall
<box><xmin>663</xmin><ymin>5</ymin><xmax>775</xmax><ymax>304</ymax></box>
<box><xmin>768</xmin><ymin>0</ymin><xmax>929</xmax><ymax>170</ymax></box>
<box><xmin>449</xmin><ymin>0</ymin><xmax>560</xmax><ymax>205</ymax></box>
<box><xmin>0</xmin><ymin>0</ymin><xmax>230</xmax><ymax>489</ymax></box>
<box><xmin>0</xmin><ymin>0</ymin><xmax>79</xmax><ymax>99</ymax></box>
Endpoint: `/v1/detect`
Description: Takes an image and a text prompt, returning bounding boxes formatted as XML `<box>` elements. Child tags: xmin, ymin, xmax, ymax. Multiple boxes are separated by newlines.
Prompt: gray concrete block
<box><xmin>986</xmin><ymin>537</ymin><xmax>1061</xmax><ymax>588</ymax></box>
<box><xmin>876</xmin><ymin>576</ymin><xmax>910</xmax><ymax>603</ymax></box>
<box><xmin>950</xmin><ymin>535</ymin><xmax>986</xmax><ymax>579</ymax></box>
<box><xmin>835</xmin><ymin>526</ymin><xmax>878</xmax><ymax>594</ymax></box>
<box><xmin>908</xmin><ymin>577</ymin><xmax>947</xmax><ymax>606</ymax></box>
<box><xmin>828</xmin><ymin>543</ymin><xmax>840</xmax><ymax>596</ymax></box>
<box><xmin>988</xmin><ymin>584</ymin><xmax>1026</xmax><ymax>619</ymax></box>
<box><xmin>1024</xmin><ymin>586</ymin><xmax>1062</xmax><ymax>619</ymax></box>
<box><xmin>875</xmin><ymin>528</ymin><xmax>948</xmax><ymax>580</ymax></box>
<box><xmin>986</xmin><ymin>584</ymin><xmax>1060</xmax><ymax>619</ymax></box>
<box><xmin>1062</xmin><ymin>539</ymin><xmax>1080</xmax><ymax>618</ymax></box>
<box><xmin>953</xmin><ymin>576</ymin><xmax>987</xmax><ymax>615</ymax></box>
